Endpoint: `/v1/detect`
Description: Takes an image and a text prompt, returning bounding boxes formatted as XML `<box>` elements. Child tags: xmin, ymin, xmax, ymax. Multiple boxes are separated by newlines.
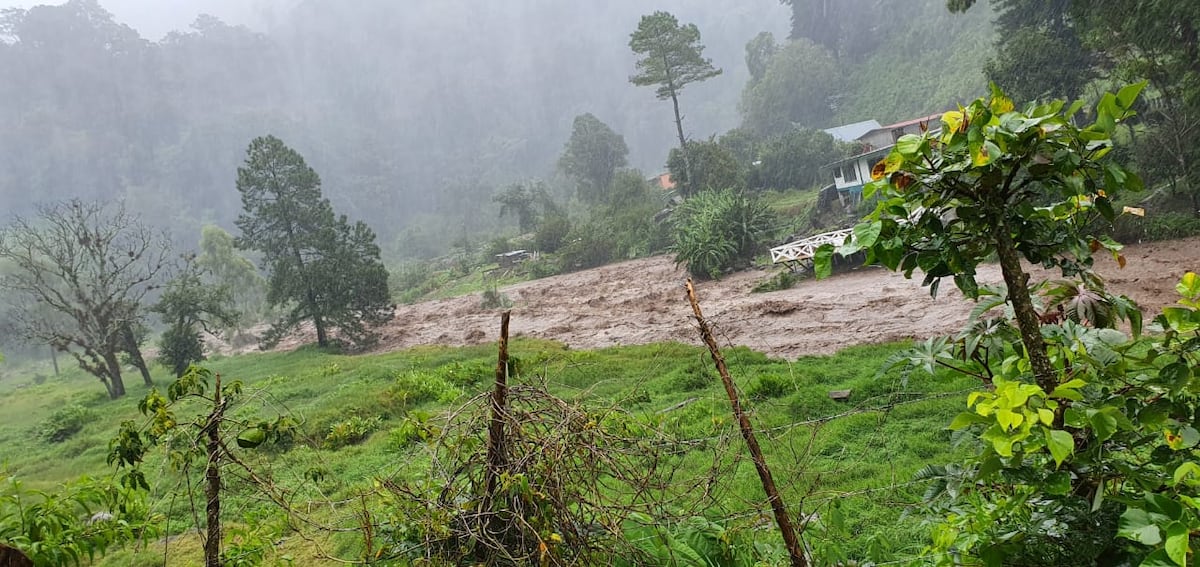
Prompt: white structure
<box><xmin>769</xmin><ymin>228</ymin><xmax>853</xmax><ymax>264</ymax></box>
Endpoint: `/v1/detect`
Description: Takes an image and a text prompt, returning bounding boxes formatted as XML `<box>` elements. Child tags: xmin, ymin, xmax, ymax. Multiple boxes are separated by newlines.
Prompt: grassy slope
<box><xmin>1</xmin><ymin>334</ymin><xmax>976</xmax><ymax>565</ymax></box>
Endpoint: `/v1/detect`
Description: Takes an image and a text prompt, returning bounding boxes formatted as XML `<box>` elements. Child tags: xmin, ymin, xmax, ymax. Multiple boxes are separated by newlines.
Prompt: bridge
<box><xmin>769</xmin><ymin>228</ymin><xmax>853</xmax><ymax>264</ymax></box>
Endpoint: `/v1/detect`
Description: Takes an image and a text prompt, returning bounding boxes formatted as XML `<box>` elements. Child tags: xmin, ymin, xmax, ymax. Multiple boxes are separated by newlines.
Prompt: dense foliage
<box><xmin>234</xmin><ymin>136</ymin><xmax>394</xmax><ymax>349</ymax></box>
<box><xmin>813</xmin><ymin>85</ymin><xmax>1200</xmax><ymax>565</ymax></box>
<box><xmin>557</xmin><ymin>113</ymin><xmax>630</xmax><ymax>204</ymax></box>
<box><xmin>950</xmin><ymin>0</ymin><xmax>1200</xmax><ymax>216</ymax></box>
<box><xmin>152</xmin><ymin>261</ymin><xmax>237</xmax><ymax>377</ymax></box>
<box><xmin>671</xmin><ymin>189</ymin><xmax>775</xmax><ymax>279</ymax></box>
<box><xmin>667</xmin><ymin>139</ymin><xmax>745</xmax><ymax>196</ymax></box>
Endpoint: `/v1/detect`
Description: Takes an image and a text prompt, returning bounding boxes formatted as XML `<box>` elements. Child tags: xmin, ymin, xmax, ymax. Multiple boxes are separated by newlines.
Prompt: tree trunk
<box><xmin>126</xmin><ymin>342</ymin><xmax>153</xmax><ymax>387</ymax></box>
<box><xmin>103</xmin><ymin>351</ymin><xmax>126</xmax><ymax>399</ymax></box>
<box><xmin>49</xmin><ymin>345</ymin><xmax>59</xmax><ymax>377</ymax></box>
<box><xmin>205</xmin><ymin>373</ymin><xmax>224</xmax><ymax>567</ymax></box>
<box><xmin>312</xmin><ymin>306</ymin><xmax>328</xmax><ymax>348</ymax></box>
<box><xmin>661</xmin><ymin>58</ymin><xmax>693</xmax><ymax>194</ymax></box>
<box><xmin>477</xmin><ymin>311</ymin><xmax>511</xmax><ymax>561</ymax></box>
<box><xmin>119</xmin><ymin>323</ymin><xmax>153</xmax><ymax>386</ymax></box>
<box><xmin>993</xmin><ymin>219</ymin><xmax>1056</xmax><ymax>391</ymax></box>
<box><xmin>669</xmin><ymin>87</ymin><xmax>694</xmax><ymax>193</ymax></box>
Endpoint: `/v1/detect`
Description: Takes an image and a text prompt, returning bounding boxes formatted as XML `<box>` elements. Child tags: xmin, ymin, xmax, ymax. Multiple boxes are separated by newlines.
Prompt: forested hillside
<box><xmin>0</xmin><ymin>0</ymin><xmax>991</xmax><ymax>258</ymax></box>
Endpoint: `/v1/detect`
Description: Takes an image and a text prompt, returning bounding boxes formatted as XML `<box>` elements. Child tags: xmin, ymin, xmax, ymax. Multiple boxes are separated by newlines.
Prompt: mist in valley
<box><xmin>0</xmin><ymin>0</ymin><xmax>996</xmax><ymax>255</ymax></box>
<box><xmin>0</xmin><ymin>0</ymin><xmax>793</xmax><ymax>250</ymax></box>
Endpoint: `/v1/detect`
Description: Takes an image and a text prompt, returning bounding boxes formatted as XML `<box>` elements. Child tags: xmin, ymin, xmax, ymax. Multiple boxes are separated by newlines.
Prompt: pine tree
<box><xmin>629</xmin><ymin>11</ymin><xmax>721</xmax><ymax>192</ymax></box>
<box><xmin>234</xmin><ymin>135</ymin><xmax>393</xmax><ymax>349</ymax></box>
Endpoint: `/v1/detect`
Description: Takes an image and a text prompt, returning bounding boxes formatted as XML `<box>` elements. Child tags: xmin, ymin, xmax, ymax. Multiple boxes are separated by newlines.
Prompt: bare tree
<box><xmin>0</xmin><ymin>200</ymin><xmax>169</xmax><ymax>399</ymax></box>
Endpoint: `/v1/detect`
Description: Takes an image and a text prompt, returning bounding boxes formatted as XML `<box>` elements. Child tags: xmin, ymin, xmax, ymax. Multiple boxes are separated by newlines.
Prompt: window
<box><xmin>843</xmin><ymin>163</ymin><xmax>857</xmax><ymax>183</ymax></box>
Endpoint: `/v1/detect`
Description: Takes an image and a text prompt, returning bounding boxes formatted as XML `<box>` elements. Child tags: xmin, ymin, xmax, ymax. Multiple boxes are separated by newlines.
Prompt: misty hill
<box><xmin>0</xmin><ymin>0</ymin><xmax>992</xmax><ymax>257</ymax></box>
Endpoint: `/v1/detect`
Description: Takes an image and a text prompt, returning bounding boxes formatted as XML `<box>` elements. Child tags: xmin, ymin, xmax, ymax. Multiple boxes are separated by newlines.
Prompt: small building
<box><xmin>822</xmin><ymin>119</ymin><xmax>882</xmax><ymax>144</ymax></box>
<box><xmin>495</xmin><ymin>249</ymin><xmax>531</xmax><ymax>268</ymax></box>
<box><xmin>649</xmin><ymin>172</ymin><xmax>676</xmax><ymax>191</ymax></box>
<box><xmin>823</xmin><ymin>113</ymin><xmax>943</xmax><ymax>208</ymax></box>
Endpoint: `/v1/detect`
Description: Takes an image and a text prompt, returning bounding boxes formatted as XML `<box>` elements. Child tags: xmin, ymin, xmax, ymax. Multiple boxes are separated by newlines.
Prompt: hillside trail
<box><xmin>253</xmin><ymin>236</ymin><xmax>1199</xmax><ymax>360</ymax></box>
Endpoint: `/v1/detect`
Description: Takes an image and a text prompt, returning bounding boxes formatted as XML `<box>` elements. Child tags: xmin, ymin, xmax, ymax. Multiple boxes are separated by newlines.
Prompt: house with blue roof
<box><xmin>821</xmin><ymin>113</ymin><xmax>943</xmax><ymax>209</ymax></box>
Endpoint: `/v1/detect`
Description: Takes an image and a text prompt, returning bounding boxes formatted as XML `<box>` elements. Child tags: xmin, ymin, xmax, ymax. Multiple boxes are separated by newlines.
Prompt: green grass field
<box><xmin>0</xmin><ymin>334</ymin><xmax>975</xmax><ymax>565</ymax></box>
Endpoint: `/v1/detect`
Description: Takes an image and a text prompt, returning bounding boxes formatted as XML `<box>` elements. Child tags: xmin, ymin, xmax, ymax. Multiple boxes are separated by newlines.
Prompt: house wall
<box><xmin>859</xmin><ymin>130</ymin><xmax>895</xmax><ymax>150</ymax></box>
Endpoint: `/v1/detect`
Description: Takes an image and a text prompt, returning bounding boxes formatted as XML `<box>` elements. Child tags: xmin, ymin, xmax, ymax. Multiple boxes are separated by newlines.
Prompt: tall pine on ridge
<box><xmin>234</xmin><ymin>135</ymin><xmax>393</xmax><ymax>349</ymax></box>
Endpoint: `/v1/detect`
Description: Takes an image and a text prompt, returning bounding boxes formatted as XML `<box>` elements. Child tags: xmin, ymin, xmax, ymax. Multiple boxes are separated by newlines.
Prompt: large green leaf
<box><xmin>236</xmin><ymin>428</ymin><xmax>266</xmax><ymax>449</ymax></box>
<box><xmin>1176</xmin><ymin>272</ymin><xmax>1200</xmax><ymax>301</ymax></box>
<box><xmin>1118</xmin><ymin>507</ymin><xmax>1163</xmax><ymax>545</ymax></box>
<box><xmin>813</xmin><ymin>243</ymin><xmax>834</xmax><ymax>280</ymax></box>
<box><xmin>854</xmin><ymin>221</ymin><xmax>883</xmax><ymax>249</ymax></box>
<box><xmin>1089</xmin><ymin>408</ymin><xmax>1119</xmax><ymax>442</ymax></box>
<box><xmin>1165</xmin><ymin>522</ymin><xmax>1189</xmax><ymax>566</ymax></box>
<box><xmin>1044</xmin><ymin>428</ymin><xmax>1074</xmax><ymax>467</ymax></box>
<box><xmin>894</xmin><ymin>134</ymin><xmax>924</xmax><ymax>158</ymax></box>
<box><xmin>1116</xmin><ymin>80</ymin><xmax>1147</xmax><ymax>111</ymax></box>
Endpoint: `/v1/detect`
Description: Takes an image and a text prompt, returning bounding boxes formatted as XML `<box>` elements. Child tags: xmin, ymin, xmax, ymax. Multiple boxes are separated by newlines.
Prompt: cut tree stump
<box><xmin>828</xmin><ymin>389</ymin><xmax>852</xmax><ymax>401</ymax></box>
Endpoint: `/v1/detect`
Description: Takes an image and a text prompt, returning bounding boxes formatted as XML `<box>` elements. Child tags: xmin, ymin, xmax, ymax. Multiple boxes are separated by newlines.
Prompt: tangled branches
<box><xmin>380</xmin><ymin>383</ymin><xmax>683</xmax><ymax>566</ymax></box>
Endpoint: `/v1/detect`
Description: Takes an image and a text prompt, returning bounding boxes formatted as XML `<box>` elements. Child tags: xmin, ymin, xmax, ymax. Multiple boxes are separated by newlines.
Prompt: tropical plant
<box><xmin>813</xmin><ymin>85</ymin><xmax>1200</xmax><ymax>565</ymax></box>
<box><xmin>0</xmin><ymin>473</ymin><xmax>155</xmax><ymax>567</ymax></box>
<box><xmin>672</xmin><ymin>189</ymin><xmax>775</xmax><ymax>279</ymax></box>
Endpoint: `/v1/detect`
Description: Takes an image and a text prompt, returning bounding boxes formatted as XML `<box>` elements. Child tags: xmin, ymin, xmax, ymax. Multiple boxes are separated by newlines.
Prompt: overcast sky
<box><xmin>0</xmin><ymin>0</ymin><xmax>286</xmax><ymax>39</ymax></box>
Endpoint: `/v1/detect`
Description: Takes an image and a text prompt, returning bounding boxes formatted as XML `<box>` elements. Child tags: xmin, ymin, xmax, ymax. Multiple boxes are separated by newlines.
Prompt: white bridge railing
<box><xmin>769</xmin><ymin>228</ymin><xmax>853</xmax><ymax>264</ymax></box>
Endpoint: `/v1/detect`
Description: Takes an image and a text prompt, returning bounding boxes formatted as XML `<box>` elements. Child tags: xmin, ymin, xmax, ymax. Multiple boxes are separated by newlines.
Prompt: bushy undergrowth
<box><xmin>324</xmin><ymin>415</ymin><xmax>381</xmax><ymax>449</ymax></box>
<box><xmin>751</xmin><ymin>270</ymin><xmax>799</xmax><ymax>293</ymax></box>
<box><xmin>0</xmin><ymin>336</ymin><xmax>977</xmax><ymax>566</ymax></box>
<box><xmin>671</xmin><ymin>189</ymin><xmax>776</xmax><ymax>279</ymax></box>
<box><xmin>37</xmin><ymin>404</ymin><xmax>92</xmax><ymax>443</ymax></box>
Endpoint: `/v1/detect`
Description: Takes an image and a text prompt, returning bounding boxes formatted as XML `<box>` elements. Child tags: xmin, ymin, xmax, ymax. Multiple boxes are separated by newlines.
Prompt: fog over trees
<box><xmin>0</xmin><ymin>0</ymin><xmax>790</xmax><ymax>251</ymax></box>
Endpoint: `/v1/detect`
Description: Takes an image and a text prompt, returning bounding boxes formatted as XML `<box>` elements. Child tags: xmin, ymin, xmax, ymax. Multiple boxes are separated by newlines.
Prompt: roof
<box><xmin>856</xmin><ymin>113</ymin><xmax>945</xmax><ymax>142</ymax></box>
<box><xmin>880</xmin><ymin>112</ymin><xmax>944</xmax><ymax>130</ymax></box>
<box><xmin>822</xmin><ymin>120</ymin><xmax>883</xmax><ymax>143</ymax></box>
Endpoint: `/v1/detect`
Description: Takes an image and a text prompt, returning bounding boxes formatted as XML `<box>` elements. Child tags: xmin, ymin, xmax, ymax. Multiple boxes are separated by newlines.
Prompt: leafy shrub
<box><xmin>429</xmin><ymin>361</ymin><xmax>491</xmax><ymax>388</ymax></box>
<box><xmin>667</xmin><ymin>361</ymin><xmax>712</xmax><ymax>392</ymax></box>
<box><xmin>752</xmin><ymin>128</ymin><xmax>850</xmax><ymax>191</ymax></box>
<box><xmin>667</xmin><ymin>139</ymin><xmax>745</xmax><ymax>195</ymax></box>
<box><xmin>324</xmin><ymin>415</ymin><xmax>381</xmax><ymax>449</ymax></box>
<box><xmin>480</xmin><ymin>285</ymin><xmax>512</xmax><ymax>309</ymax></box>
<box><xmin>1140</xmin><ymin>211</ymin><xmax>1200</xmax><ymax>241</ymax></box>
<box><xmin>0</xmin><ymin>473</ymin><xmax>154</xmax><ymax>566</ymax></box>
<box><xmin>39</xmin><ymin>404</ymin><xmax>92</xmax><ymax>443</ymax></box>
<box><xmin>522</xmin><ymin>256</ymin><xmax>560</xmax><ymax>278</ymax></box>
<box><xmin>558</xmin><ymin>220</ymin><xmax>617</xmax><ymax>271</ymax></box>
<box><xmin>751</xmin><ymin>270</ymin><xmax>799</xmax><ymax>293</ymax></box>
<box><xmin>386</xmin><ymin>412</ymin><xmax>436</xmax><ymax>452</ymax></box>
<box><xmin>534</xmin><ymin>214</ymin><xmax>571</xmax><ymax>253</ymax></box>
<box><xmin>484</xmin><ymin>236</ymin><xmax>515</xmax><ymax>260</ymax></box>
<box><xmin>605</xmin><ymin>169</ymin><xmax>673</xmax><ymax>258</ymax></box>
<box><xmin>621</xmin><ymin>515</ymin><xmax>765</xmax><ymax>567</ymax></box>
<box><xmin>389</xmin><ymin>371</ymin><xmax>460</xmax><ymax>406</ymax></box>
<box><xmin>747</xmin><ymin>374</ymin><xmax>791</xmax><ymax>401</ymax></box>
<box><xmin>671</xmin><ymin>189</ymin><xmax>776</xmax><ymax>279</ymax></box>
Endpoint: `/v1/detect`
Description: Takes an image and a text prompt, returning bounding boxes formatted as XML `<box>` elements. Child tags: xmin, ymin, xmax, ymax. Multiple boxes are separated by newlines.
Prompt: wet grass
<box><xmin>0</xmin><ymin>336</ymin><xmax>975</xmax><ymax>565</ymax></box>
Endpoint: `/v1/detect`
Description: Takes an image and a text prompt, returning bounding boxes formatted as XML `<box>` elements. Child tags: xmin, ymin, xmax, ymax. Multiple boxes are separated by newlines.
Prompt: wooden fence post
<box><xmin>685</xmin><ymin>279</ymin><xmax>808</xmax><ymax>567</ymax></box>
